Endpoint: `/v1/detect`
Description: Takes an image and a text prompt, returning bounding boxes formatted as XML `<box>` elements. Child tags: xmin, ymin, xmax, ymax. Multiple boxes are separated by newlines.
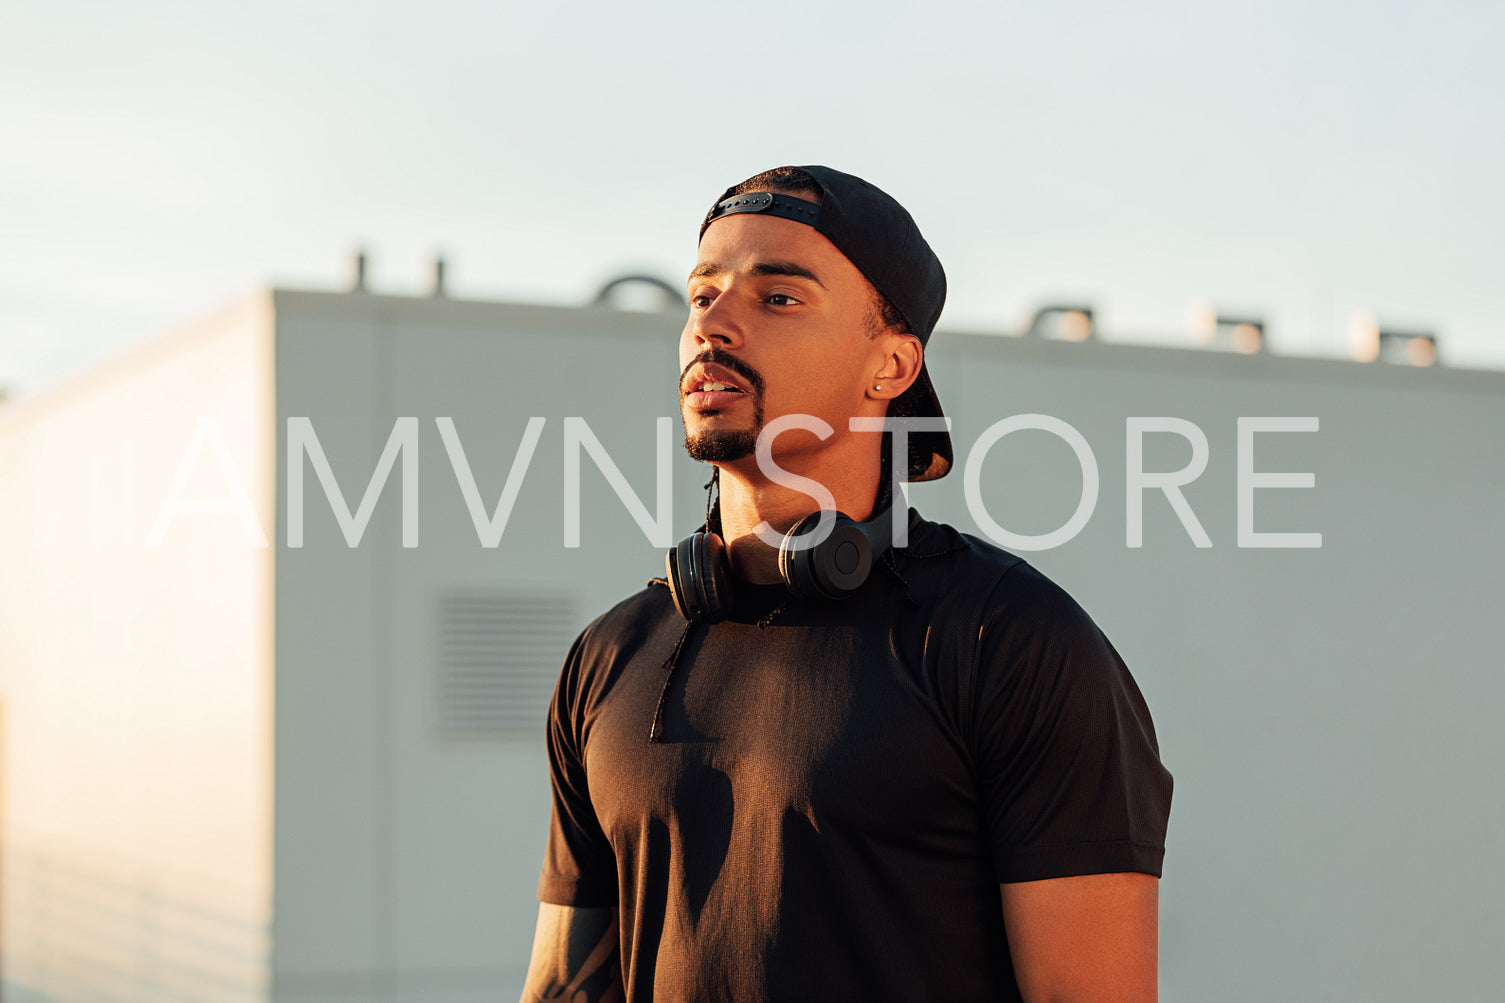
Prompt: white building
<box><xmin>1</xmin><ymin>287</ymin><xmax>1501</xmax><ymax>1001</ymax></box>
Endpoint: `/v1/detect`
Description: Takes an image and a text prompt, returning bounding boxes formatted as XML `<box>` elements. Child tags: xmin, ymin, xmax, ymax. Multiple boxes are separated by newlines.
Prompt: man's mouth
<box><xmin>684</xmin><ymin>380</ymin><xmax>747</xmax><ymax>409</ymax></box>
<box><xmin>682</xmin><ymin>362</ymin><xmax>755</xmax><ymax>410</ymax></box>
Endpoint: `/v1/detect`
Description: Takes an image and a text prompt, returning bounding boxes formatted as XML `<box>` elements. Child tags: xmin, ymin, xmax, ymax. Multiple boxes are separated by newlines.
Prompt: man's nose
<box><xmin>689</xmin><ymin>294</ymin><xmax>745</xmax><ymax>352</ymax></box>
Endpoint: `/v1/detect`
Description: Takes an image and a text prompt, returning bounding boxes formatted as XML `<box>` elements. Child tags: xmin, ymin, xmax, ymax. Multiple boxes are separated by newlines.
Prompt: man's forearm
<box><xmin>519</xmin><ymin>903</ymin><xmax>624</xmax><ymax>1003</ymax></box>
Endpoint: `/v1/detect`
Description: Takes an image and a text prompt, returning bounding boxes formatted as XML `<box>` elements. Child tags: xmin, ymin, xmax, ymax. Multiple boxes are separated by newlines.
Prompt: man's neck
<box><xmin>715</xmin><ymin>449</ymin><xmax>884</xmax><ymax>584</ymax></box>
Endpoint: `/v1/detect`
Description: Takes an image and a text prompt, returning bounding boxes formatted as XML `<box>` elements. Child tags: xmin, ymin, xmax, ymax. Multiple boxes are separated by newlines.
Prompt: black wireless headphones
<box><xmin>665</xmin><ymin>506</ymin><xmax>896</xmax><ymax>623</ymax></box>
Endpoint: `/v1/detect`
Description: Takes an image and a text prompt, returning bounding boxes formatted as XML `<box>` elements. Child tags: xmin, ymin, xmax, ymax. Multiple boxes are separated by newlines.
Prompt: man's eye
<box><xmin>690</xmin><ymin>293</ymin><xmax>713</xmax><ymax>308</ymax></box>
<box><xmin>766</xmin><ymin>293</ymin><xmax>799</xmax><ymax>306</ymax></box>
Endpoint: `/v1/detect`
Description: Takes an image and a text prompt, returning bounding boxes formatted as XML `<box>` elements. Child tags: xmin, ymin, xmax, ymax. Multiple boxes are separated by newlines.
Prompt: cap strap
<box><xmin>700</xmin><ymin>191</ymin><xmax>821</xmax><ymax>237</ymax></box>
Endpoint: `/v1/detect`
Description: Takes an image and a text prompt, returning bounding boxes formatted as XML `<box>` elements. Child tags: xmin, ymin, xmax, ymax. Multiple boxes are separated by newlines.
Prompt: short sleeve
<box><xmin>537</xmin><ymin>629</ymin><xmax>620</xmax><ymax>907</ymax></box>
<box><xmin>970</xmin><ymin>563</ymin><xmax>1173</xmax><ymax>884</ymax></box>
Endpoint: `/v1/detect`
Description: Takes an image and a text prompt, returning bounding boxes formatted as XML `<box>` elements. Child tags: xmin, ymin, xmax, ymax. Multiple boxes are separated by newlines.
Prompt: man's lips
<box><xmin>684</xmin><ymin>387</ymin><xmax>748</xmax><ymax>409</ymax></box>
<box><xmin>682</xmin><ymin>363</ymin><xmax>752</xmax><ymax>409</ymax></box>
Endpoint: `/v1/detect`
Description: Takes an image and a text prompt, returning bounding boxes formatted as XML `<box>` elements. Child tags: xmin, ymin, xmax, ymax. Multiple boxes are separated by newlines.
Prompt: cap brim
<box><xmin>894</xmin><ymin>364</ymin><xmax>952</xmax><ymax>482</ymax></box>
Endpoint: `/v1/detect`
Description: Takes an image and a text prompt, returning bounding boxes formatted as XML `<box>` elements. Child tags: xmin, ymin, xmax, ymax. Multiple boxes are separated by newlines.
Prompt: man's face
<box><xmin>679</xmin><ymin>210</ymin><xmax>890</xmax><ymax>471</ymax></box>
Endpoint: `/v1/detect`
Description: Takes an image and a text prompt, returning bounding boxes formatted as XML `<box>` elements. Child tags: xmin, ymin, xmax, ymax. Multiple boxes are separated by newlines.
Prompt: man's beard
<box><xmin>684</xmin><ymin>422</ymin><xmax>761</xmax><ymax>462</ymax></box>
<box><xmin>683</xmin><ymin>393</ymin><xmax>764</xmax><ymax>461</ymax></box>
<box><xmin>680</xmin><ymin>350</ymin><xmax>765</xmax><ymax>462</ymax></box>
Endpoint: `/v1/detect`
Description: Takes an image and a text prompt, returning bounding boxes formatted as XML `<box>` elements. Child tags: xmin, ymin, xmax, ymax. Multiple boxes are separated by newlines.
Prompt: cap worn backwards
<box><xmin>700</xmin><ymin>165</ymin><xmax>952</xmax><ymax>482</ymax></box>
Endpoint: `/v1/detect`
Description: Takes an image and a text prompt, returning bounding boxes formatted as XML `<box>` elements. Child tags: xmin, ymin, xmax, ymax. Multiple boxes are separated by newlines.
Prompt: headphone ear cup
<box><xmin>693</xmin><ymin>532</ymin><xmax>732</xmax><ymax>622</ymax></box>
<box><xmin>666</xmin><ymin>531</ymin><xmax>733</xmax><ymax>622</ymax></box>
<box><xmin>780</xmin><ymin>513</ymin><xmax>874</xmax><ymax>601</ymax></box>
<box><xmin>815</xmin><ymin>520</ymin><xmax>874</xmax><ymax>598</ymax></box>
<box><xmin>778</xmin><ymin>512</ymin><xmax>818</xmax><ymax>600</ymax></box>
<box><xmin>666</xmin><ymin>544</ymin><xmax>693</xmax><ymax>620</ymax></box>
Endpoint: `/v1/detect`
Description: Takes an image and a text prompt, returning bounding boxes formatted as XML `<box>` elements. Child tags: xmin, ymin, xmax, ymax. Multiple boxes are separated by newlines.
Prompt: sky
<box><xmin>3</xmin><ymin>0</ymin><xmax>1503</xmax><ymax>396</ymax></box>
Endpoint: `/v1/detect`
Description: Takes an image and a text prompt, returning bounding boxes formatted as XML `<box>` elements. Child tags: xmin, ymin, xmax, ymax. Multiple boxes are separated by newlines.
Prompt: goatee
<box><xmin>679</xmin><ymin>349</ymin><xmax>766</xmax><ymax>463</ymax></box>
<box><xmin>684</xmin><ymin>428</ymin><xmax>759</xmax><ymax>462</ymax></box>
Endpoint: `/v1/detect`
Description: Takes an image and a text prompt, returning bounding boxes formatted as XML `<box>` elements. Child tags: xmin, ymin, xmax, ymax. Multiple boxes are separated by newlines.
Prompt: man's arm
<box><xmin>518</xmin><ymin>903</ymin><xmax>624</xmax><ymax>1003</ymax></box>
<box><xmin>999</xmin><ymin>872</ymin><xmax>1159</xmax><ymax>1003</ymax></box>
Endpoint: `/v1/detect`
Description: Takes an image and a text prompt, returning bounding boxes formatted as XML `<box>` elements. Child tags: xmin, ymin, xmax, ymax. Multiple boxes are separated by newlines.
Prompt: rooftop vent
<box><xmin>435</xmin><ymin>586</ymin><xmax>579</xmax><ymax>739</ymax></box>
<box><xmin>1189</xmin><ymin>303</ymin><xmax>1266</xmax><ymax>354</ymax></box>
<box><xmin>1349</xmin><ymin>312</ymin><xmax>1438</xmax><ymax>366</ymax></box>
<box><xmin>591</xmin><ymin>274</ymin><xmax>687</xmax><ymax>312</ymax></box>
<box><xmin>1024</xmin><ymin>304</ymin><xmax>1096</xmax><ymax>341</ymax></box>
<box><xmin>350</xmin><ymin>249</ymin><xmax>369</xmax><ymax>293</ymax></box>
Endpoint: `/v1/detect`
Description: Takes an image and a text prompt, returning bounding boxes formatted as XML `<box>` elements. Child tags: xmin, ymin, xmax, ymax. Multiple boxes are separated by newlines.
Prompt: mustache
<box><xmin>679</xmin><ymin>349</ymin><xmax>766</xmax><ymax>397</ymax></box>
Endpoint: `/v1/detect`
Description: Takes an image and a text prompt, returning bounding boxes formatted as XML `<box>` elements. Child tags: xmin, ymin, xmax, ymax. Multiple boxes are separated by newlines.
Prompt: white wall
<box><xmin>919</xmin><ymin>335</ymin><xmax>1505</xmax><ymax>1001</ymax></box>
<box><xmin>0</xmin><ymin>297</ymin><xmax>275</xmax><ymax>1002</ymax></box>
<box><xmin>270</xmin><ymin>292</ymin><xmax>711</xmax><ymax>1001</ymax></box>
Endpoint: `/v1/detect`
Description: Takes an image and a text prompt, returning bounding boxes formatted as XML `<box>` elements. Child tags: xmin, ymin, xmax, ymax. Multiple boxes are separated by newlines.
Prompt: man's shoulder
<box><xmin>898</xmin><ymin>510</ymin><xmax>1097</xmax><ymax>632</ymax></box>
<box><xmin>571</xmin><ymin>579</ymin><xmax>678</xmax><ymax>663</ymax></box>
<box><xmin>901</xmin><ymin>515</ymin><xmax>1138</xmax><ymax>736</ymax></box>
<box><xmin>896</xmin><ymin>509</ymin><xmax>1024</xmax><ymax>592</ymax></box>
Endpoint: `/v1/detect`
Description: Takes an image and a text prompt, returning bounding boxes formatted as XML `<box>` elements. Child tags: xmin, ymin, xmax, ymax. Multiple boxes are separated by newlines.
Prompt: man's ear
<box><xmin>870</xmin><ymin>335</ymin><xmax>923</xmax><ymax>400</ymax></box>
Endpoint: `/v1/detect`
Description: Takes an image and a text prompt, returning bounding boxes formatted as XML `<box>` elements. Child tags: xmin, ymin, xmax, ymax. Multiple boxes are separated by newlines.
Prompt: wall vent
<box><xmin>436</xmin><ymin>587</ymin><xmax>578</xmax><ymax>739</ymax></box>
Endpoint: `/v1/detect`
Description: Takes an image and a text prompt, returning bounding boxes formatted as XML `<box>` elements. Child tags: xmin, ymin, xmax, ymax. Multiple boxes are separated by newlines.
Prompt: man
<box><xmin>521</xmin><ymin>166</ymin><xmax>1172</xmax><ymax>1002</ymax></box>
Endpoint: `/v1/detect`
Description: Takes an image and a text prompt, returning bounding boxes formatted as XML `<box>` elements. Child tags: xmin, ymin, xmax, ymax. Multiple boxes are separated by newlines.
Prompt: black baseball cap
<box><xmin>699</xmin><ymin>165</ymin><xmax>952</xmax><ymax>482</ymax></box>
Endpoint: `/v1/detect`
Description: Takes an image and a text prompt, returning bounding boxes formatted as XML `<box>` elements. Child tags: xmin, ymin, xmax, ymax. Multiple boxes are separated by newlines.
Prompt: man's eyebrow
<box><xmin>751</xmin><ymin>261</ymin><xmax>824</xmax><ymax>286</ymax></box>
<box><xmin>687</xmin><ymin>261</ymin><xmax>825</xmax><ymax>287</ymax></box>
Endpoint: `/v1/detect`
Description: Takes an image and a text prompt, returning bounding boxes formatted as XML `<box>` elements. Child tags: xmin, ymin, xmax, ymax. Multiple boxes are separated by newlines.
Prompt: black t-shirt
<box><xmin>538</xmin><ymin>512</ymin><xmax>1172</xmax><ymax>1002</ymax></box>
